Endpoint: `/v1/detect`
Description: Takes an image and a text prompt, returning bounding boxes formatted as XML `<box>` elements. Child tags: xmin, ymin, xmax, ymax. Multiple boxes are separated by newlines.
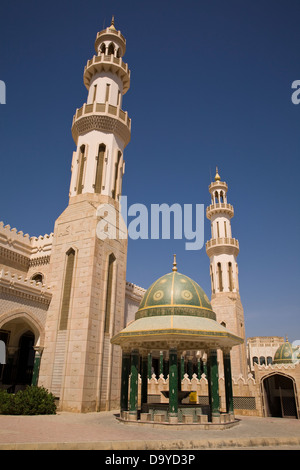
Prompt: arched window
<box><xmin>99</xmin><ymin>43</ymin><xmax>105</xmax><ymax>54</ymax></box>
<box><xmin>260</xmin><ymin>356</ymin><xmax>266</xmax><ymax>365</ymax></box>
<box><xmin>104</xmin><ymin>253</ymin><xmax>116</xmax><ymax>333</ymax></box>
<box><xmin>253</xmin><ymin>356</ymin><xmax>258</xmax><ymax>366</ymax></box>
<box><xmin>228</xmin><ymin>262</ymin><xmax>233</xmax><ymax>292</ymax></box>
<box><xmin>108</xmin><ymin>43</ymin><xmax>115</xmax><ymax>55</ymax></box>
<box><xmin>267</xmin><ymin>356</ymin><xmax>273</xmax><ymax>365</ymax></box>
<box><xmin>220</xmin><ymin>191</ymin><xmax>224</xmax><ymax>203</ymax></box>
<box><xmin>210</xmin><ymin>264</ymin><xmax>215</xmax><ymax>294</ymax></box>
<box><xmin>221</xmin><ymin>321</ymin><xmax>226</xmax><ymax>327</ymax></box>
<box><xmin>77</xmin><ymin>145</ymin><xmax>86</xmax><ymax>195</ymax></box>
<box><xmin>214</xmin><ymin>191</ymin><xmax>219</xmax><ymax>204</ymax></box>
<box><xmin>217</xmin><ymin>262</ymin><xmax>223</xmax><ymax>292</ymax></box>
<box><xmin>95</xmin><ymin>144</ymin><xmax>105</xmax><ymax>194</ymax></box>
<box><xmin>59</xmin><ymin>249</ymin><xmax>76</xmax><ymax>330</ymax></box>
<box><xmin>112</xmin><ymin>151</ymin><xmax>122</xmax><ymax>199</ymax></box>
<box><xmin>31</xmin><ymin>273</ymin><xmax>43</xmax><ymax>283</ymax></box>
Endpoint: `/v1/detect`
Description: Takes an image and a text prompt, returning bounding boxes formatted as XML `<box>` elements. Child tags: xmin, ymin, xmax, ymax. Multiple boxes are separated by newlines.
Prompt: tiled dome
<box><xmin>136</xmin><ymin>270</ymin><xmax>216</xmax><ymax>321</ymax></box>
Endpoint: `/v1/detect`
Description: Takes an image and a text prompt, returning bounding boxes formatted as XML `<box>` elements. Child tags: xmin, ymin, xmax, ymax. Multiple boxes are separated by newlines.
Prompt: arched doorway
<box><xmin>262</xmin><ymin>373</ymin><xmax>299</xmax><ymax>419</ymax></box>
<box><xmin>0</xmin><ymin>311</ymin><xmax>43</xmax><ymax>392</ymax></box>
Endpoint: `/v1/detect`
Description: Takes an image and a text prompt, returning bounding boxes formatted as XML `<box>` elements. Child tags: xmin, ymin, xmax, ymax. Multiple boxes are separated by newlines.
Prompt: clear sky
<box><xmin>0</xmin><ymin>0</ymin><xmax>299</xmax><ymax>341</ymax></box>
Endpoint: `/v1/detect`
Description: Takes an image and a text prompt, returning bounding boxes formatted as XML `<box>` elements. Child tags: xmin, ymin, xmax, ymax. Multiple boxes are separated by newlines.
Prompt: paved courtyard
<box><xmin>1</xmin><ymin>412</ymin><xmax>300</xmax><ymax>450</ymax></box>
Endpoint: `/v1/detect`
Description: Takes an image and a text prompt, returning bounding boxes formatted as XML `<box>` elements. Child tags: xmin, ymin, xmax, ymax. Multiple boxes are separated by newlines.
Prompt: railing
<box><xmin>206</xmin><ymin>203</ymin><xmax>234</xmax><ymax>215</ymax></box>
<box><xmin>206</xmin><ymin>237</ymin><xmax>239</xmax><ymax>249</ymax></box>
<box><xmin>72</xmin><ymin>101</ymin><xmax>131</xmax><ymax>130</ymax></box>
<box><xmin>84</xmin><ymin>54</ymin><xmax>129</xmax><ymax>75</ymax></box>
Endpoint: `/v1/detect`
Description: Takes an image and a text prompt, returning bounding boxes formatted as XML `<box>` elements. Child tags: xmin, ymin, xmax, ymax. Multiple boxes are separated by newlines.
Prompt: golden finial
<box><xmin>215</xmin><ymin>166</ymin><xmax>221</xmax><ymax>182</ymax></box>
<box><xmin>109</xmin><ymin>15</ymin><xmax>116</xmax><ymax>30</ymax></box>
<box><xmin>172</xmin><ymin>254</ymin><xmax>178</xmax><ymax>272</ymax></box>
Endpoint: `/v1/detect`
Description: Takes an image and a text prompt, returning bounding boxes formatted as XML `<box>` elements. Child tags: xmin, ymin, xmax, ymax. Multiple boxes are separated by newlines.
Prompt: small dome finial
<box><xmin>215</xmin><ymin>166</ymin><xmax>221</xmax><ymax>182</ymax></box>
<box><xmin>109</xmin><ymin>15</ymin><xmax>116</xmax><ymax>31</ymax></box>
<box><xmin>172</xmin><ymin>254</ymin><xmax>178</xmax><ymax>272</ymax></box>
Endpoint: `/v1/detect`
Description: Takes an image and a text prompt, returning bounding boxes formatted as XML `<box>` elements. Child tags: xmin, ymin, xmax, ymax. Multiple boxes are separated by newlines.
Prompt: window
<box><xmin>99</xmin><ymin>43</ymin><xmax>105</xmax><ymax>54</ymax></box>
<box><xmin>108</xmin><ymin>43</ymin><xmax>115</xmax><ymax>55</ymax></box>
<box><xmin>104</xmin><ymin>254</ymin><xmax>116</xmax><ymax>333</ymax></box>
<box><xmin>105</xmin><ymin>83</ymin><xmax>110</xmax><ymax>102</ymax></box>
<box><xmin>95</xmin><ymin>144</ymin><xmax>105</xmax><ymax>194</ymax></box>
<box><xmin>112</xmin><ymin>151</ymin><xmax>122</xmax><ymax>199</ymax></box>
<box><xmin>59</xmin><ymin>249</ymin><xmax>75</xmax><ymax>330</ymax></box>
<box><xmin>93</xmin><ymin>84</ymin><xmax>97</xmax><ymax>102</ymax></box>
<box><xmin>228</xmin><ymin>262</ymin><xmax>233</xmax><ymax>292</ymax></box>
<box><xmin>253</xmin><ymin>356</ymin><xmax>258</xmax><ymax>366</ymax></box>
<box><xmin>31</xmin><ymin>273</ymin><xmax>43</xmax><ymax>283</ymax></box>
<box><xmin>260</xmin><ymin>356</ymin><xmax>266</xmax><ymax>365</ymax></box>
<box><xmin>77</xmin><ymin>145</ymin><xmax>85</xmax><ymax>195</ymax></box>
<box><xmin>217</xmin><ymin>262</ymin><xmax>223</xmax><ymax>292</ymax></box>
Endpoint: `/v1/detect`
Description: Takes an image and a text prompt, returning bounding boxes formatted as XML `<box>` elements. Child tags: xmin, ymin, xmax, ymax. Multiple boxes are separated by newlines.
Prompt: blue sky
<box><xmin>0</xmin><ymin>0</ymin><xmax>299</xmax><ymax>341</ymax></box>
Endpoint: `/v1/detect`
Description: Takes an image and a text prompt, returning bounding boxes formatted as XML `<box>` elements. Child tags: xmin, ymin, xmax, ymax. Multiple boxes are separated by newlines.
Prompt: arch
<box><xmin>0</xmin><ymin>309</ymin><xmax>45</xmax><ymax>347</ymax></box>
<box><xmin>31</xmin><ymin>272</ymin><xmax>44</xmax><ymax>283</ymax></box>
<box><xmin>99</xmin><ymin>43</ymin><xmax>106</xmax><ymax>54</ymax></box>
<box><xmin>262</xmin><ymin>372</ymin><xmax>299</xmax><ymax>419</ymax></box>
<box><xmin>107</xmin><ymin>42</ymin><xmax>115</xmax><ymax>55</ymax></box>
<box><xmin>95</xmin><ymin>144</ymin><xmax>106</xmax><ymax>194</ymax></box>
<box><xmin>214</xmin><ymin>191</ymin><xmax>219</xmax><ymax>204</ymax></box>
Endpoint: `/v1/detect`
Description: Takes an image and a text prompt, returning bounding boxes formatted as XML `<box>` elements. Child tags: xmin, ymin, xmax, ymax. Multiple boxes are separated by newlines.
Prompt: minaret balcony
<box><xmin>71</xmin><ymin>101</ymin><xmax>131</xmax><ymax>146</ymax></box>
<box><xmin>83</xmin><ymin>55</ymin><xmax>130</xmax><ymax>94</ymax></box>
<box><xmin>206</xmin><ymin>203</ymin><xmax>234</xmax><ymax>219</ymax></box>
<box><xmin>206</xmin><ymin>237</ymin><xmax>239</xmax><ymax>257</ymax></box>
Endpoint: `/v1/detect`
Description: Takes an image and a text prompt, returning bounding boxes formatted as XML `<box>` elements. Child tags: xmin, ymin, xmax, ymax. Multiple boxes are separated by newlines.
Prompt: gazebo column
<box><xmin>202</xmin><ymin>352</ymin><xmax>208</xmax><ymax>377</ymax></box>
<box><xmin>168</xmin><ymin>347</ymin><xmax>178</xmax><ymax>423</ymax></box>
<box><xmin>163</xmin><ymin>352</ymin><xmax>169</xmax><ymax>379</ymax></box>
<box><xmin>120</xmin><ymin>349</ymin><xmax>131</xmax><ymax>413</ymax></box>
<box><xmin>208</xmin><ymin>349</ymin><xmax>220</xmax><ymax>420</ymax></box>
<box><xmin>159</xmin><ymin>351</ymin><xmax>164</xmax><ymax>376</ymax></box>
<box><xmin>147</xmin><ymin>352</ymin><xmax>152</xmax><ymax>379</ymax></box>
<box><xmin>187</xmin><ymin>354</ymin><xmax>194</xmax><ymax>379</ymax></box>
<box><xmin>223</xmin><ymin>348</ymin><xmax>234</xmax><ymax>415</ymax></box>
<box><xmin>31</xmin><ymin>346</ymin><xmax>43</xmax><ymax>386</ymax></box>
<box><xmin>129</xmin><ymin>348</ymin><xmax>139</xmax><ymax>420</ymax></box>
<box><xmin>141</xmin><ymin>350</ymin><xmax>148</xmax><ymax>411</ymax></box>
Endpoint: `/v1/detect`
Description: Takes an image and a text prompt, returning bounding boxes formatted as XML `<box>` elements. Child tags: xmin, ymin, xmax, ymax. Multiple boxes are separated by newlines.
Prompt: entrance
<box><xmin>263</xmin><ymin>374</ymin><xmax>298</xmax><ymax>419</ymax></box>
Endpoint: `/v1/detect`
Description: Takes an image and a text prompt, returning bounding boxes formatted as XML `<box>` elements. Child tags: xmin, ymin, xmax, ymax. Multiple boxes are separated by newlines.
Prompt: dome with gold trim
<box><xmin>111</xmin><ymin>256</ymin><xmax>243</xmax><ymax>350</ymax></box>
<box><xmin>136</xmin><ymin>257</ymin><xmax>215</xmax><ymax>321</ymax></box>
<box><xmin>273</xmin><ymin>339</ymin><xmax>300</xmax><ymax>364</ymax></box>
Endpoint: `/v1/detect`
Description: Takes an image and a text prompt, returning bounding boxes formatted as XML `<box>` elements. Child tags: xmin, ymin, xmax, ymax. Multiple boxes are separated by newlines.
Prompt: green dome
<box><xmin>273</xmin><ymin>340</ymin><xmax>300</xmax><ymax>364</ymax></box>
<box><xmin>136</xmin><ymin>270</ymin><xmax>216</xmax><ymax>321</ymax></box>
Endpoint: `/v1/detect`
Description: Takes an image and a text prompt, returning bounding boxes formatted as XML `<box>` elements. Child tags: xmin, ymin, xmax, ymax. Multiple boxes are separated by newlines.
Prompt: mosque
<box><xmin>0</xmin><ymin>19</ymin><xmax>299</xmax><ymax>423</ymax></box>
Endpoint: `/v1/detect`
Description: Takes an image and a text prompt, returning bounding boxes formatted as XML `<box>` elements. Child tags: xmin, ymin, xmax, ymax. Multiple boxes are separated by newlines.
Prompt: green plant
<box><xmin>0</xmin><ymin>386</ymin><xmax>56</xmax><ymax>415</ymax></box>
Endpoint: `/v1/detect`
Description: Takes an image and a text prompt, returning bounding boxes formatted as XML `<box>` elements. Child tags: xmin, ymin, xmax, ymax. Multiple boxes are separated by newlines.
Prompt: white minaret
<box><xmin>69</xmin><ymin>16</ymin><xmax>130</xmax><ymax>199</ymax></box>
<box><xmin>206</xmin><ymin>168</ymin><xmax>248</xmax><ymax>378</ymax></box>
<box><xmin>39</xmin><ymin>18</ymin><xmax>130</xmax><ymax>412</ymax></box>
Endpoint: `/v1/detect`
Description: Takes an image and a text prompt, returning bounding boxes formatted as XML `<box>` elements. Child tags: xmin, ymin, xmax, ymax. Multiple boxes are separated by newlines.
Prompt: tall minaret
<box><xmin>39</xmin><ymin>18</ymin><xmax>130</xmax><ymax>412</ymax></box>
<box><xmin>206</xmin><ymin>168</ymin><xmax>248</xmax><ymax>378</ymax></box>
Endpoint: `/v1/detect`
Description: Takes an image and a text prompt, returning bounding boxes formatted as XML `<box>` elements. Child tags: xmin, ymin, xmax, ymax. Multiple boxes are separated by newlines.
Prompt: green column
<box><xmin>187</xmin><ymin>357</ymin><xmax>193</xmax><ymax>379</ymax></box>
<box><xmin>169</xmin><ymin>348</ymin><xmax>178</xmax><ymax>417</ymax></box>
<box><xmin>120</xmin><ymin>351</ymin><xmax>131</xmax><ymax>412</ymax></box>
<box><xmin>197</xmin><ymin>358</ymin><xmax>202</xmax><ymax>379</ymax></box>
<box><xmin>202</xmin><ymin>358</ymin><xmax>208</xmax><ymax>378</ymax></box>
<box><xmin>31</xmin><ymin>347</ymin><xmax>43</xmax><ymax>387</ymax></box>
<box><xmin>141</xmin><ymin>353</ymin><xmax>148</xmax><ymax>410</ymax></box>
<box><xmin>208</xmin><ymin>349</ymin><xmax>220</xmax><ymax>418</ymax></box>
<box><xmin>159</xmin><ymin>351</ymin><xmax>164</xmax><ymax>376</ymax></box>
<box><xmin>147</xmin><ymin>352</ymin><xmax>152</xmax><ymax>379</ymax></box>
<box><xmin>180</xmin><ymin>355</ymin><xmax>185</xmax><ymax>380</ymax></box>
<box><xmin>129</xmin><ymin>349</ymin><xmax>139</xmax><ymax>417</ymax></box>
<box><xmin>223</xmin><ymin>349</ymin><xmax>234</xmax><ymax>415</ymax></box>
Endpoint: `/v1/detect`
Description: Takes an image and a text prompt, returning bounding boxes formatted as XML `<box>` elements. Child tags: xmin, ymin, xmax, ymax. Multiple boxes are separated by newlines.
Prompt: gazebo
<box><xmin>111</xmin><ymin>256</ymin><xmax>243</xmax><ymax>426</ymax></box>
